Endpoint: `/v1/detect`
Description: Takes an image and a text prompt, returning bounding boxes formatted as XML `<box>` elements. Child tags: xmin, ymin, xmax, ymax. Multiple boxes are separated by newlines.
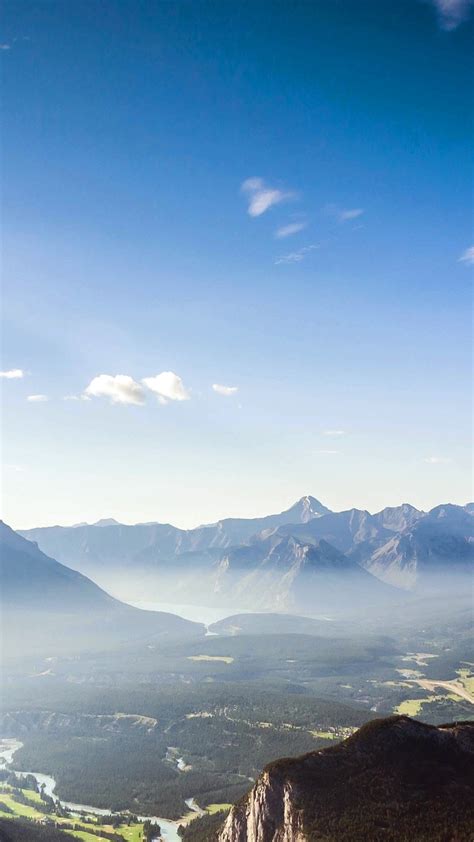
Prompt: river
<box><xmin>0</xmin><ymin>738</ymin><xmax>197</xmax><ymax>842</ymax></box>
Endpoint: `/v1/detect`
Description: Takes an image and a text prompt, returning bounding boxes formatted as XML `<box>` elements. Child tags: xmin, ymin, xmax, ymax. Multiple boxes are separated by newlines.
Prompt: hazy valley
<box><xmin>1</xmin><ymin>495</ymin><xmax>473</xmax><ymax>840</ymax></box>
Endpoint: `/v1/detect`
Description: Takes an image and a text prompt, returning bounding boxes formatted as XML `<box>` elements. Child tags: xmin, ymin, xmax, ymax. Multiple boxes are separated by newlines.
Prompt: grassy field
<box><xmin>393</xmin><ymin>699</ymin><xmax>423</xmax><ymax>716</ymax></box>
<box><xmin>205</xmin><ymin>803</ymin><xmax>232</xmax><ymax>814</ymax></box>
<box><xmin>112</xmin><ymin>824</ymin><xmax>144</xmax><ymax>842</ymax></box>
<box><xmin>394</xmin><ymin>692</ymin><xmax>461</xmax><ymax>716</ymax></box>
<box><xmin>0</xmin><ymin>785</ymin><xmax>147</xmax><ymax>842</ymax></box>
<box><xmin>457</xmin><ymin>668</ymin><xmax>474</xmax><ymax>695</ymax></box>
<box><xmin>0</xmin><ymin>791</ymin><xmax>44</xmax><ymax>820</ymax></box>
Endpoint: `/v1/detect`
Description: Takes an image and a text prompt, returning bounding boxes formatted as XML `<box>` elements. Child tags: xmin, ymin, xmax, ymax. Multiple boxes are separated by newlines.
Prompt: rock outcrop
<box><xmin>217</xmin><ymin>716</ymin><xmax>474</xmax><ymax>842</ymax></box>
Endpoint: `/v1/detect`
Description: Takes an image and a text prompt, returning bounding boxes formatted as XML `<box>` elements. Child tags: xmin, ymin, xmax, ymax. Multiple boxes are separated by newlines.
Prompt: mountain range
<box><xmin>217</xmin><ymin>715</ymin><xmax>474</xmax><ymax>841</ymax></box>
<box><xmin>18</xmin><ymin>496</ymin><xmax>473</xmax><ymax>611</ymax></box>
<box><xmin>19</xmin><ymin>496</ymin><xmax>330</xmax><ymax>569</ymax></box>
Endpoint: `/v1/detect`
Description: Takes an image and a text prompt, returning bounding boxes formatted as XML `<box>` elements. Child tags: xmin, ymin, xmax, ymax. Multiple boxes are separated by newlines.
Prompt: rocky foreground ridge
<box><xmin>217</xmin><ymin>715</ymin><xmax>474</xmax><ymax>842</ymax></box>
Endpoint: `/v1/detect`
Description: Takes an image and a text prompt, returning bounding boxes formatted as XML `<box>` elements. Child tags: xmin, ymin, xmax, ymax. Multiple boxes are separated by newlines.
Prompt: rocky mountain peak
<box><xmin>290</xmin><ymin>495</ymin><xmax>331</xmax><ymax>522</ymax></box>
<box><xmin>93</xmin><ymin>518</ymin><xmax>122</xmax><ymax>527</ymax></box>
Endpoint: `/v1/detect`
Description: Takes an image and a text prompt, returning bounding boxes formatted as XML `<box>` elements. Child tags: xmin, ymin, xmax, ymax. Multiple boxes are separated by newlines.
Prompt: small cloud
<box><xmin>4</xmin><ymin>464</ymin><xmax>24</xmax><ymax>472</ymax></box>
<box><xmin>212</xmin><ymin>383</ymin><xmax>239</xmax><ymax>396</ymax></box>
<box><xmin>316</xmin><ymin>449</ymin><xmax>342</xmax><ymax>455</ymax></box>
<box><xmin>427</xmin><ymin>0</ymin><xmax>473</xmax><ymax>30</ymax></box>
<box><xmin>0</xmin><ymin>368</ymin><xmax>24</xmax><ymax>379</ymax></box>
<box><xmin>64</xmin><ymin>394</ymin><xmax>91</xmax><ymax>402</ymax></box>
<box><xmin>459</xmin><ymin>245</ymin><xmax>474</xmax><ymax>265</ymax></box>
<box><xmin>424</xmin><ymin>456</ymin><xmax>452</xmax><ymax>464</ymax></box>
<box><xmin>323</xmin><ymin>430</ymin><xmax>346</xmax><ymax>437</ymax></box>
<box><xmin>325</xmin><ymin>204</ymin><xmax>365</xmax><ymax>223</ymax></box>
<box><xmin>0</xmin><ymin>35</ymin><xmax>31</xmax><ymax>52</ymax></box>
<box><xmin>275</xmin><ymin>244</ymin><xmax>318</xmax><ymax>265</ymax></box>
<box><xmin>142</xmin><ymin>371</ymin><xmax>190</xmax><ymax>403</ymax></box>
<box><xmin>27</xmin><ymin>394</ymin><xmax>48</xmax><ymax>402</ymax></box>
<box><xmin>275</xmin><ymin>222</ymin><xmax>307</xmax><ymax>239</ymax></box>
<box><xmin>339</xmin><ymin>208</ymin><xmax>364</xmax><ymax>222</ymax></box>
<box><xmin>241</xmin><ymin>177</ymin><xmax>296</xmax><ymax>217</ymax></box>
<box><xmin>85</xmin><ymin>374</ymin><xmax>145</xmax><ymax>405</ymax></box>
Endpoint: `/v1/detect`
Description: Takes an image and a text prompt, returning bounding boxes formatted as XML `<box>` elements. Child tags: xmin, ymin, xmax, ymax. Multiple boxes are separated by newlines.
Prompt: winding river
<box><xmin>0</xmin><ymin>738</ymin><xmax>200</xmax><ymax>842</ymax></box>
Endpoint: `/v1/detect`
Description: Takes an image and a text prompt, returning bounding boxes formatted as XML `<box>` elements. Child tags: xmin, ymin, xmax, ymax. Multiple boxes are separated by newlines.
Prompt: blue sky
<box><xmin>1</xmin><ymin>0</ymin><xmax>472</xmax><ymax>528</ymax></box>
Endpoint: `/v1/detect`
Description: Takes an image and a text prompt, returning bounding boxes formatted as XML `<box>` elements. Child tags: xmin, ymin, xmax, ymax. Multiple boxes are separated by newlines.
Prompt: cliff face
<box><xmin>217</xmin><ymin>716</ymin><xmax>474</xmax><ymax>842</ymax></box>
<box><xmin>219</xmin><ymin>771</ymin><xmax>305</xmax><ymax>842</ymax></box>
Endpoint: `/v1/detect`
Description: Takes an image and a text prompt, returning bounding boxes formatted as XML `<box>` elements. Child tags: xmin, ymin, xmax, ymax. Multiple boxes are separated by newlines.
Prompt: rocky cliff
<box><xmin>217</xmin><ymin>716</ymin><xmax>474</xmax><ymax>842</ymax></box>
<box><xmin>219</xmin><ymin>770</ymin><xmax>305</xmax><ymax>842</ymax></box>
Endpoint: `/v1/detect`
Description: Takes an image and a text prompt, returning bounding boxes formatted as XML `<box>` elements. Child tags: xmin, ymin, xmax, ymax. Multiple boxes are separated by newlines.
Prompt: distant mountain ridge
<box><xmin>18</xmin><ymin>495</ymin><xmax>414</xmax><ymax>566</ymax></box>
<box><xmin>18</xmin><ymin>497</ymin><xmax>474</xmax><ymax>608</ymax></box>
<box><xmin>18</xmin><ymin>496</ymin><xmax>332</xmax><ymax>578</ymax></box>
<box><xmin>218</xmin><ymin>716</ymin><xmax>474</xmax><ymax>841</ymax></box>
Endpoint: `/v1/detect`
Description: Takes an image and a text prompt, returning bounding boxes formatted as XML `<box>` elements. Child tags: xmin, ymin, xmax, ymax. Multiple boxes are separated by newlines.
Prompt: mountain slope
<box><xmin>274</xmin><ymin>508</ymin><xmax>392</xmax><ymax>554</ymax></box>
<box><xmin>0</xmin><ymin>520</ymin><xmax>116</xmax><ymax>609</ymax></box>
<box><xmin>0</xmin><ymin>522</ymin><xmax>204</xmax><ymax>657</ymax></box>
<box><xmin>218</xmin><ymin>716</ymin><xmax>474</xmax><ymax>842</ymax></box>
<box><xmin>361</xmin><ymin>504</ymin><xmax>474</xmax><ymax>589</ymax></box>
<box><xmin>211</xmin><ymin>534</ymin><xmax>395</xmax><ymax>614</ymax></box>
<box><xmin>373</xmin><ymin>502</ymin><xmax>424</xmax><ymax>532</ymax></box>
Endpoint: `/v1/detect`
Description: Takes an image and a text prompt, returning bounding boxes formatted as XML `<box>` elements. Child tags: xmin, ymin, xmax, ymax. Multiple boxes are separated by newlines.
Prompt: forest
<box><xmin>9</xmin><ymin>683</ymin><xmax>372</xmax><ymax>818</ymax></box>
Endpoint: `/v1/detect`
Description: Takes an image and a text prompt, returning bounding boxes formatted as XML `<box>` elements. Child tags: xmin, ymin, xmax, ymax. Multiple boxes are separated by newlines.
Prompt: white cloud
<box><xmin>241</xmin><ymin>177</ymin><xmax>295</xmax><ymax>217</ymax></box>
<box><xmin>339</xmin><ymin>208</ymin><xmax>364</xmax><ymax>222</ymax></box>
<box><xmin>212</xmin><ymin>383</ymin><xmax>239</xmax><ymax>396</ymax></box>
<box><xmin>428</xmin><ymin>0</ymin><xmax>473</xmax><ymax>30</ymax></box>
<box><xmin>85</xmin><ymin>374</ymin><xmax>145</xmax><ymax>405</ymax></box>
<box><xmin>316</xmin><ymin>449</ymin><xmax>342</xmax><ymax>455</ymax></box>
<box><xmin>459</xmin><ymin>245</ymin><xmax>474</xmax><ymax>265</ymax></box>
<box><xmin>64</xmin><ymin>394</ymin><xmax>92</xmax><ymax>402</ymax></box>
<box><xmin>142</xmin><ymin>371</ymin><xmax>190</xmax><ymax>403</ymax></box>
<box><xmin>275</xmin><ymin>244</ymin><xmax>318</xmax><ymax>265</ymax></box>
<box><xmin>275</xmin><ymin>222</ymin><xmax>307</xmax><ymax>239</ymax></box>
<box><xmin>27</xmin><ymin>394</ymin><xmax>48</xmax><ymax>402</ymax></box>
<box><xmin>323</xmin><ymin>429</ymin><xmax>346</xmax><ymax>437</ymax></box>
<box><xmin>325</xmin><ymin>204</ymin><xmax>365</xmax><ymax>223</ymax></box>
<box><xmin>0</xmin><ymin>44</ymin><xmax>11</xmax><ymax>51</ymax></box>
<box><xmin>0</xmin><ymin>368</ymin><xmax>24</xmax><ymax>379</ymax></box>
<box><xmin>424</xmin><ymin>456</ymin><xmax>452</xmax><ymax>464</ymax></box>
